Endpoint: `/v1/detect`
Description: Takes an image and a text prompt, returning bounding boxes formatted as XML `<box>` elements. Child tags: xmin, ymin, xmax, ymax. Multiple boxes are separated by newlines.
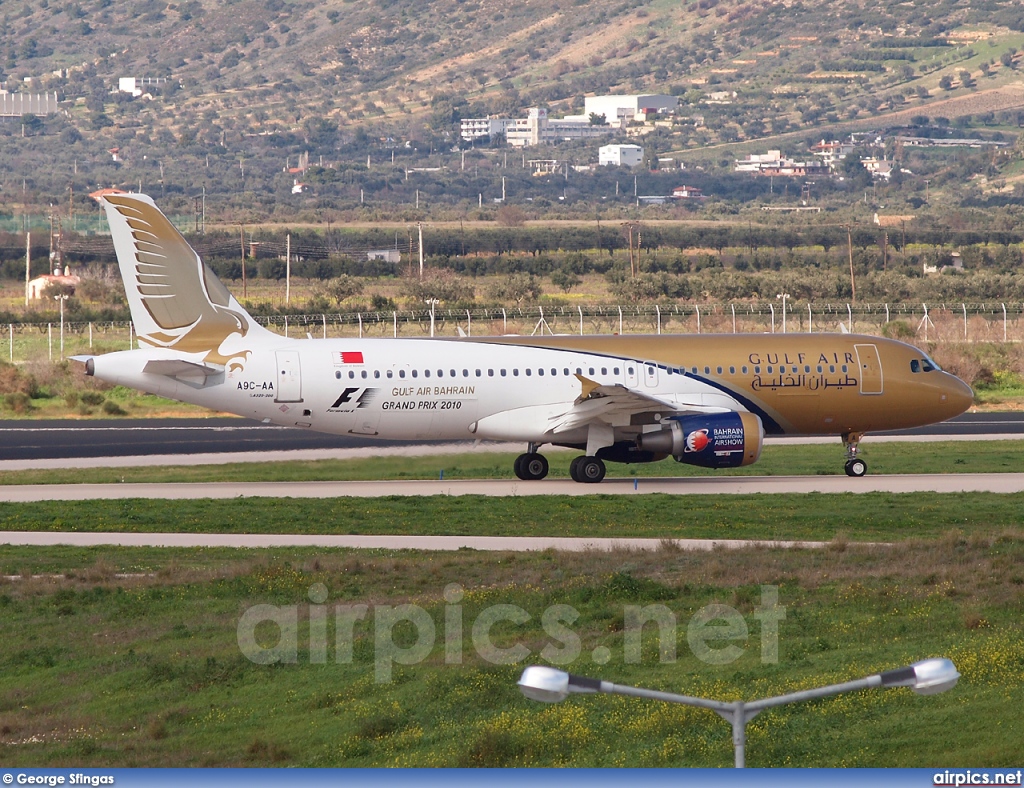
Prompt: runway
<box><xmin>0</xmin><ymin>531</ymin><xmax>835</xmax><ymax>551</ymax></box>
<box><xmin>0</xmin><ymin>412</ymin><xmax>1021</xmax><ymax>472</ymax></box>
<box><xmin>3</xmin><ymin>472</ymin><xmax>1024</xmax><ymax>502</ymax></box>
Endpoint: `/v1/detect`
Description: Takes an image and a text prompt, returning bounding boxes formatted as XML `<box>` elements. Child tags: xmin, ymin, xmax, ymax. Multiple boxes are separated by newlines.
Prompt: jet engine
<box><xmin>636</xmin><ymin>412</ymin><xmax>764</xmax><ymax>468</ymax></box>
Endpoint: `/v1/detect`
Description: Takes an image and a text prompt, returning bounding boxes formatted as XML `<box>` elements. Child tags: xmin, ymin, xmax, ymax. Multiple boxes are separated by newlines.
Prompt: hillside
<box><xmin>2</xmin><ymin>0</ymin><xmax>1024</xmax><ymax>221</ymax></box>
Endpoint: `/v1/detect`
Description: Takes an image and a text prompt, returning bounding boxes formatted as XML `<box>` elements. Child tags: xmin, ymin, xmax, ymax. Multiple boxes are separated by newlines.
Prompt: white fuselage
<box><xmin>89</xmin><ymin>337</ymin><xmax>735</xmax><ymax>447</ymax></box>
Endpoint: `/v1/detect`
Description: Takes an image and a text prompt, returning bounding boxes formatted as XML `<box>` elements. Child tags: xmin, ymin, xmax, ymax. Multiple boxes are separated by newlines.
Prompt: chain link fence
<box><xmin>6</xmin><ymin>301</ymin><xmax>1023</xmax><ymax>364</ymax></box>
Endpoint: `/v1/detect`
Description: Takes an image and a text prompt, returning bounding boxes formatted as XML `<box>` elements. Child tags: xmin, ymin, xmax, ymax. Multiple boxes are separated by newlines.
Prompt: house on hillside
<box><xmin>28</xmin><ymin>267</ymin><xmax>80</xmax><ymax>300</ymax></box>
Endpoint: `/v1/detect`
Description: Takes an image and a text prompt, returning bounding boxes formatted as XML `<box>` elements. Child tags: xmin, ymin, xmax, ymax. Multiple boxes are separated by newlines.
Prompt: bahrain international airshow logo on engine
<box><xmin>685</xmin><ymin>429</ymin><xmax>710</xmax><ymax>453</ymax></box>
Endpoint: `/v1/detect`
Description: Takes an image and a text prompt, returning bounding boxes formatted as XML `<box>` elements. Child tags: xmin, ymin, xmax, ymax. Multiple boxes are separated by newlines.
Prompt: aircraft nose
<box><xmin>941</xmin><ymin>373</ymin><xmax>974</xmax><ymax>417</ymax></box>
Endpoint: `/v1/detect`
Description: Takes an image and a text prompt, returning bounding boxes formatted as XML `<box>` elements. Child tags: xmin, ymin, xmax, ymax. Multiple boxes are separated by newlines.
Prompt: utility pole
<box><xmin>285</xmin><ymin>233</ymin><xmax>291</xmax><ymax>305</ymax></box>
<box><xmin>24</xmin><ymin>232</ymin><xmax>30</xmax><ymax>306</ymax></box>
<box><xmin>417</xmin><ymin>222</ymin><xmax>424</xmax><ymax>278</ymax></box>
<box><xmin>846</xmin><ymin>224</ymin><xmax>856</xmax><ymax>303</ymax></box>
<box><xmin>239</xmin><ymin>224</ymin><xmax>247</xmax><ymax>299</ymax></box>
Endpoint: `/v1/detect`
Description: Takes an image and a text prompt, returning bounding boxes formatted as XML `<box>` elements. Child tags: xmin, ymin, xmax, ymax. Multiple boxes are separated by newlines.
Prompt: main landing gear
<box><xmin>514</xmin><ymin>444</ymin><xmax>549</xmax><ymax>481</ymax></box>
<box><xmin>569</xmin><ymin>455</ymin><xmax>606</xmax><ymax>484</ymax></box>
<box><xmin>842</xmin><ymin>432</ymin><xmax>867</xmax><ymax>477</ymax></box>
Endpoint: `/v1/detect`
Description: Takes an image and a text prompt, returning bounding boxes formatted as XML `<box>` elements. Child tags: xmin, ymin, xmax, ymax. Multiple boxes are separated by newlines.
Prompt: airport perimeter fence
<box><xmin>6</xmin><ymin>301</ymin><xmax>1024</xmax><ymax>364</ymax></box>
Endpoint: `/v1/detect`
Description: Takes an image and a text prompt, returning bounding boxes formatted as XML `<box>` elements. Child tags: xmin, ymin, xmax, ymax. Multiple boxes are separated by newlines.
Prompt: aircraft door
<box><xmin>275</xmin><ymin>350</ymin><xmax>303</xmax><ymax>402</ymax></box>
<box><xmin>643</xmin><ymin>361</ymin><xmax>659</xmax><ymax>388</ymax></box>
<box><xmin>854</xmin><ymin>343</ymin><xmax>883</xmax><ymax>395</ymax></box>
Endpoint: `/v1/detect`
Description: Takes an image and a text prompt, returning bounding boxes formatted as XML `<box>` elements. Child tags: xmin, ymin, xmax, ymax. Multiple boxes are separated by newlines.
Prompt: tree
<box><xmin>402</xmin><ymin>270</ymin><xmax>474</xmax><ymax>306</ymax></box>
<box><xmin>551</xmin><ymin>269</ymin><xmax>581</xmax><ymax>293</ymax></box>
<box><xmin>939</xmin><ymin>75</ymin><xmax>953</xmax><ymax>91</ymax></box>
<box><xmin>323</xmin><ymin>275</ymin><xmax>364</xmax><ymax>305</ymax></box>
<box><xmin>589</xmin><ymin>112</ymin><xmax>608</xmax><ymax>126</ymax></box>
<box><xmin>1001</xmin><ymin>51</ymin><xmax>1016</xmax><ymax>69</ymax></box>
<box><xmin>959</xmin><ymin>69</ymin><xmax>974</xmax><ymax>88</ymax></box>
<box><xmin>488</xmin><ymin>273</ymin><xmax>542</xmax><ymax>305</ymax></box>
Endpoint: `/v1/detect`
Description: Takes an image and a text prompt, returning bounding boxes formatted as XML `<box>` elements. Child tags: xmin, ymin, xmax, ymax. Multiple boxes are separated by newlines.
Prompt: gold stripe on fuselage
<box><xmin>461</xmin><ymin>334</ymin><xmax>973</xmax><ymax>436</ymax></box>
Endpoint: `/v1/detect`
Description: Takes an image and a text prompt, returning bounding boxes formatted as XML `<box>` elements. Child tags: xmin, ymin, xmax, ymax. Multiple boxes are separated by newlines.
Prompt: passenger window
<box><xmin>513</xmin><ymin>369</ymin><xmax>519</xmax><ymax>376</ymax></box>
<box><xmin>589</xmin><ymin>367</ymin><xmax>595</xmax><ymax>375</ymax></box>
<box><xmin>538</xmin><ymin>368</ymin><xmax>544</xmax><ymax>376</ymax></box>
<box><xmin>613</xmin><ymin>367</ymin><xmax>620</xmax><ymax>375</ymax></box>
<box><xmin>921</xmin><ymin>359</ymin><xmax>936</xmax><ymax>372</ymax></box>
<box><xmin>628</xmin><ymin>367</ymin><xmax>635</xmax><ymax>375</ymax></box>
<box><xmin>501</xmin><ymin>369</ymin><xmax>507</xmax><ymax>377</ymax></box>
<box><xmin>374</xmin><ymin>371</ymin><xmax>380</xmax><ymax>379</ymax></box>
<box><xmin>437</xmin><ymin>370</ymin><xmax>444</xmax><ymax>378</ymax></box>
<box><xmin>717</xmin><ymin>366</ymin><xmax>723</xmax><ymax>374</ymax></box>
<box><xmin>911</xmin><ymin>359</ymin><xmax>921</xmax><ymax>373</ymax></box>
<box><xmin>526</xmin><ymin>369</ymin><xmax>532</xmax><ymax>376</ymax></box>
<box><xmin>742</xmin><ymin>366</ymin><xmax>748</xmax><ymax>374</ymax></box>
<box><xmin>842</xmin><ymin>365</ymin><xmax>848</xmax><ymax>373</ymax></box>
<box><xmin>475</xmin><ymin>369</ymin><xmax>481</xmax><ymax>377</ymax></box>
<box><xmin>399</xmin><ymin>370</ymin><xmax>406</xmax><ymax>378</ymax></box>
<box><xmin>729</xmin><ymin>366</ymin><xmax>735</xmax><ymax>374</ymax></box>
<box><xmin>361</xmin><ymin>370</ymin><xmax>367</xmax><ymax>379</ymax></box>
<box><xmin>563</xmin><ymin>368</ymin><xmax>569</xmax><ymax>376</ymax></box>
<box><xmin>412</xmin><ymin>370</ymin><xmax>418</xmax><ymax>378</ymax></box>
<box><xmin>575</xmin><ymin>368</ymin><xmax>582</xmax><ymax>375</ymax></box>
<box><xmin>704</xmin><ymin>366</ymin><xmax>710</xmax><ymax>374</ymax></box>
<box><xmin>348</xmin><ymin>371</ymin><xmax>355</xmax><ymax>379</ymax></box>
<box><xmin>816</xmin><ymin>366</ymin><xmax>822</xmax><ymax>373</ymax></box>
<box><xmin>463</xmin><ymin>369</ymin><xmax>469</xmax><ymax>377</ymax></box>
<box><xmin>488</xmin><ymin>369</ymin><xmax>494</xmax><ymax>377</ymax></box>
<box><xmin>601</xmin><ymin>367</ymin><xmax>607</xmax><ymax>375</ymax></box>
<box><xmin>829</xmin><ymin>365</ymin><xmax>835</xmax><ymax>373</ymax></box>
<box><xmin>754</xmin><ymin>366</ymin><xmax>760</xmax><ymax>374</ymax></box>
<box><xmin>450</xmin><ymin>370</ymin><xmax>456</xmax><ymax>377</ymax></box>
<box><xmin>552</xmin><ymin>368</ymin><xmax>557</xmax><ymax>376</ymax></box>
<box><xmin>387</xmin><ymin>370</ymin><xmax>394</xmax><ymax>379</ymax></box>
<box><xmin>335</xmin><ymin>371</ymin><xmax>341</xmax><ymax>379</ymax></box>
<box><xmin>424</xmin><ymin>370</ymin><xmax>430</xmax><ymax>378</ymax></box>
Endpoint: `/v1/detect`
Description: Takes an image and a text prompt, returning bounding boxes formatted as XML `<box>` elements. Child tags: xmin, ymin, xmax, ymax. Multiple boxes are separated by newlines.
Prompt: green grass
<box><xmin>3</xmin><ymin>439</ymin><xmax>1024</xmax><ymax>487</ymax></box>
<box><xmin>0</xmin><ymin>541</ymin><xmax>1020</xmax><ymax>767</ymax></box>
<box><xmin>1</xmin><ymin>493</ymin><xmax>1023</xmax><ymax>542</ymax></box>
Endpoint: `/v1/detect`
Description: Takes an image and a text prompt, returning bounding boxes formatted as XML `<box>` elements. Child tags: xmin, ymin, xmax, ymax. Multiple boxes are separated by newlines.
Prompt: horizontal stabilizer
<box><xmin>143</xmin><ymin>359</ymin><xmax>224</xmax><ymax>378</ymax></box>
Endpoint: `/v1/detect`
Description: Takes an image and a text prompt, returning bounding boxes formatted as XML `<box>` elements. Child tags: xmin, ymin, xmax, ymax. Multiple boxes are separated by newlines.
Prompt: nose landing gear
<box><xmin>842</xmin><ymin>432</ymin><xmax>867</xmax><ymax>477</ymax></box>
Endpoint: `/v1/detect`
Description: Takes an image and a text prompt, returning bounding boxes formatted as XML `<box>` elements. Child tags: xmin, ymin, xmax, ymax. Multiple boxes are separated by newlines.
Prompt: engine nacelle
<box><xmin>636</xmin><ymin>412</ymin><xmax>764</xmax><ymax>468</ymax></box>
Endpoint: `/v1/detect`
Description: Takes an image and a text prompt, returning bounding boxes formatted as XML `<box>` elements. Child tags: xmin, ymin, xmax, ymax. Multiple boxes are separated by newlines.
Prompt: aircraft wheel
<box><xmin>523</xmin><ymin>453</ymin><xmax>549</xmax><ymax>480</ymax></box>
<box><xmin>844</xmin><ymin>458</ymin><xmax>867</xmax><ymax>477</ymax></box>
<box><xmin>515</xmin><ymin>453</ymin><xmax>548</xmax><ymax>481</ymax></box>
<box><xmin>571</xmin><ymin>455</ymin><xmax>606</xmax><ymax>484</ymax></box>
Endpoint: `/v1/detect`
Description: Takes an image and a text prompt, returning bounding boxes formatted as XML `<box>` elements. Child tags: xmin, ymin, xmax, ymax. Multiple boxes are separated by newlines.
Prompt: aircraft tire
<box><xmin>572</xmin><ymin>456</ymin><xmax>606</xmax><ymax>484</ymax></box>
<box><xmin>522</xmin><ymin>453</ymin><xmax>549</xmax><ymax>480</ymax></box>
<box><xmin>515</xmin><ymin>453</ymin><xmax>549</xmax><ymax>481</ymax></box>
<box><xmin>569</xmin><ymin>456</ymin><xmax>583</xmax><ymax>481</ymax></box>
<box><xmin>844</xmin><ymin>458</ymin><xmax>867</xmax><ymax>477</ymax></box>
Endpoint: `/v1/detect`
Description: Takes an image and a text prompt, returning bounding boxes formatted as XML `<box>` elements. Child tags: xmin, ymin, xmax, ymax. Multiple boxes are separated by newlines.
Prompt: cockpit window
<box><xmin>910</xmin><ymin>359</ymin><xmax>921</xmax><ymax>373</ymax></box>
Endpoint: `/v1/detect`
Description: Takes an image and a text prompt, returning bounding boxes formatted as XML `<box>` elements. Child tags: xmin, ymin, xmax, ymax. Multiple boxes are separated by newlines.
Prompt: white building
<box><xmin>599</xmin><ymin>144</ymin><xmax>644</xmax><ymax>167</ymax></box>
<box><xmin>460</xmin><ymin>117</ymin><xmax>517</xmax><ymax>142</ymax></box>
<box><xmin>506</xmin><ymin>108</ymin><xmax>613</xmax><ymax>148</ymax></box>
<box><xmin>584</xmin><ymin>94</ymin><xmax>678</xmax><ymax>124</ymax></box>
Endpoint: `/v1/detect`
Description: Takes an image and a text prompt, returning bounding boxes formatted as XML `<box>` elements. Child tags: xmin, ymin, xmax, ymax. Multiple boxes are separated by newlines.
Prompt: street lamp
<box><xmin>517</xmin><ymin>658</ymin><xmax>959</xmax><ymax>768</ymax></box>
<box><xmin>54</xmin><ymin>293</ymin><xmax>69</xmax><ymax>360</ymax></box>
<box><xmin>776</xmin><ymin>292</ymin><xmax>789</xmax><ymax>333</ymax></box>
<box><xmin>425</xmin><ymin>298</ymin><xmax>439</xmax><ymax>338</ymax></box>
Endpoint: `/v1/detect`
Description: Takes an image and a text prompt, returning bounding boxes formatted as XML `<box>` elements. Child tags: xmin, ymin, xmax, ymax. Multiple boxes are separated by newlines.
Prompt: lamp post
<box><xmin>776</xmin><ymin>292</ymin><xmax>789</xmax><ymax>333</ymax></box>
<box><xmin>54</xmin><ymin>293</ymin><xmax>69</xmax><ymax>360</ymax></box>
<box><xmin>518</xmin><ymin>658</ymin><xmax>959</xmax><ymax>768</ymax></box>
<box><xmin>425</xmin><ymin>298</ymin><xmax>439</xmax><ymax>338</ymax></box>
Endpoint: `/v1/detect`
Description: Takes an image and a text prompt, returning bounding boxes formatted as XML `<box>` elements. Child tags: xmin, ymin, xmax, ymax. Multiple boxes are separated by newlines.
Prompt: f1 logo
<box><xmin>331</xmin><ymin>388</ymin><xmax>359</xmax><ymax>408</ymax></box>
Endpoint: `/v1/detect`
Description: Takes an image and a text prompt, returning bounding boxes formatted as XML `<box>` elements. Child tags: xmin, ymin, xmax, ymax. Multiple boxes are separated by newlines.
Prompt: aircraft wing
<box><xmin>547</xmin><ymin>374</ymin><xmax>699</xmax><ymax>433</ymax></box>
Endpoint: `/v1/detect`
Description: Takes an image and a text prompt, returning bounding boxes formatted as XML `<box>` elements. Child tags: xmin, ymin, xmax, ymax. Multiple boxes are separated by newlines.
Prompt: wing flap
<box><xmin>548</xmin><ymin>374</ymin><xmax>691</xmax><ymax>433</ymax></box>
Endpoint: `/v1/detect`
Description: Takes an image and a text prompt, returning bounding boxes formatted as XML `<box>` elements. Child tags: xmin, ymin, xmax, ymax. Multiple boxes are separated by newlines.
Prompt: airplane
<box><xmin>76</xmin><ymin>191</ymin><xmax>974</xmax><ymax>483</ymax></box>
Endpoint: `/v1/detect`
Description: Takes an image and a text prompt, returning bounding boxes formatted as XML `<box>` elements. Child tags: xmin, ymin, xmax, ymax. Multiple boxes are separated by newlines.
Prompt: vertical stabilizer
<box><xmin>94</xmin><ymin>190</ymin><xmax>274</xmax><ymax>369</ymax></box>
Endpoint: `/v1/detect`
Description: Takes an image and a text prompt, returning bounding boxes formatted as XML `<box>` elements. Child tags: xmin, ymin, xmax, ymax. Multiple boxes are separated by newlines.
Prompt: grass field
<box><xmin>2</xmin><ymin>440</ymin><xmax>1023</xmax><ymax>767</ymax></box>
<box><xmin>0</xmin><ymin>540</ymin><xmax>1021</xmax><ymax>767</ymax></box>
